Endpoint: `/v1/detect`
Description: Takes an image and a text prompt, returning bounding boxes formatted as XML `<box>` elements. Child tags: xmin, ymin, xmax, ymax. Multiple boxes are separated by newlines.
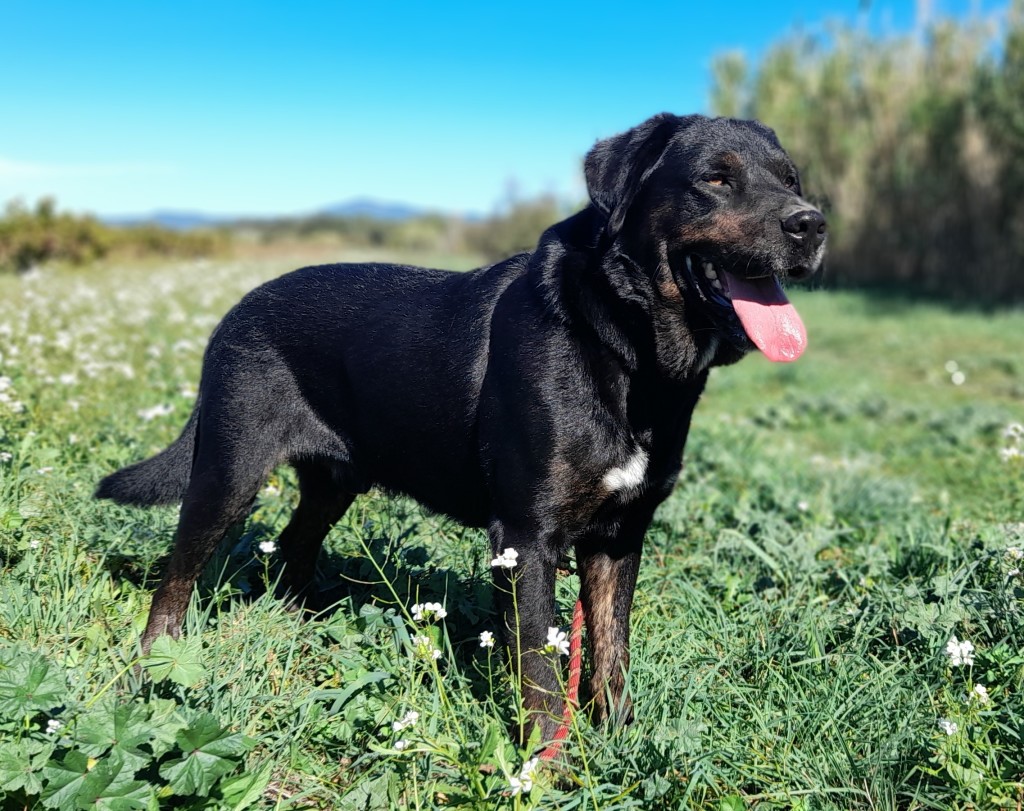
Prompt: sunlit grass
<box><xmin>0</xmin><ymin>256</ymin><xmax>1022</xmax><ymax>809</ymax></box>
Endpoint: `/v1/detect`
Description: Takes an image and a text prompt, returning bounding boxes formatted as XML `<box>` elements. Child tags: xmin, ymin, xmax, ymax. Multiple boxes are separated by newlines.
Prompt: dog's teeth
<box><xmin>703</xmin><ymin>262</ymin><xmax>717</xmax><ymax>280</ymax></box>
<box><xmin>711</xmin><ymin>279</ymin><xmax>723</xmax><ymax>290</ymax></box>
<box><xmin>685</xmin><ymin>255</ymin><xmax>693</xmax><ymax>272</ymax></box>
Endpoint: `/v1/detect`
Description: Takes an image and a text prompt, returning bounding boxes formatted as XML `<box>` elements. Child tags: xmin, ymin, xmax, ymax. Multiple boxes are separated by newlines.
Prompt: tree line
<box><xmin>711</xmin><ymin>2</ymin><xmax>1024</xmax><ymax>303</ymax></box>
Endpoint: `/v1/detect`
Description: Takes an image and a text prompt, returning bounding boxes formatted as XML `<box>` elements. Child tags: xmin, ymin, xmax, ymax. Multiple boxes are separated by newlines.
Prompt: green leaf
<box><xmin>75</xmin><ymin>700</ymin><xmax>156</xmax><ymax>771</ymax></box>
<box><xmin>719</xmin><ymin>796</ymin><xmax>746</xmax><ymax>811</ymax></box>
<box><xmin>0</xmin><ymin>737</ymin><xmax>53</xmax><ymax>795</ymax></box>
<box><xmin>141</xmin><ymin>636</ymin><xmax>207</xmax><ymax>687</ymax></box>
<box><xmin>315</xmin><ymin>671</ymin><xmax>392</xmax><ymax>716</ymax></box>
<box><xmin>339</xmin><ymin>773</ymin><xmax>398</xmax><ymax>811</ymax></box>
<box><xmin>218</xmin><ymin>762</ymin><xmax>273</xmax><ymax>811</ymax></box>
<box><xmin>145</xmin><ymin>698</ymin><xmax>187</xmax><ymax>759</ymax></box>
<box><xmin>0</xmin><ymin>647</ymin><xmax>67</xmax><ymax>716</ymax></box>
<box><xmin>478</xmin><ymin>720</ymin><xmax>502</xmax><ymax>762</ymax></box>
<box><xmin>40</xmin><ymin>750</ymin><xmax>91</xmax><ymax>809</ymax></box>
<box><xmin>945</xmin><ymin>760</ymin><xmax>984</xmax><ymax>788</ymax></box>
<box><xmin>76</xmin><ymin>751</ymin><xmax>154</xmax><ymax>811</ymax></box>
<box><xmin>158</xmin><ymin>713</ymin><xmax>249</xmax><ymax>797</ymax></box>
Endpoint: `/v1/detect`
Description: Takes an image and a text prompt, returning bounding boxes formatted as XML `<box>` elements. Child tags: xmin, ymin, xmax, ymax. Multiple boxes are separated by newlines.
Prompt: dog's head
<box><xmin>585</xmin><ymin>113</ymin><xmax>826</xmax><ymax>363</ymax></box>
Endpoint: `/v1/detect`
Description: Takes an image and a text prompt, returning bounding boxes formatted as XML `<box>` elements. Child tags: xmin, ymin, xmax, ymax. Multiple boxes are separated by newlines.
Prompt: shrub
<box><xmin>0</xmin><ymin>198</ymin><xmax>229</xmax><ymax>273</ymax></box>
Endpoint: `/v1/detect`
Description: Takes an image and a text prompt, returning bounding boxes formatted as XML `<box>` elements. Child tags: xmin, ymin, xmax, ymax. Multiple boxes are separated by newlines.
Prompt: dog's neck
<box><xmin>529</xmin><ymin>206</ymin><xmax>736</xmax><ymax>383</ymax></box>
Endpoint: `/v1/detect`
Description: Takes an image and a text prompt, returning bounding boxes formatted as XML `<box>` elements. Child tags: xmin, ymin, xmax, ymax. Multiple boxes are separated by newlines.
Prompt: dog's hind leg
<box><xmin>276</xmin><ymin>459</ymin><xmax>356</xmax><ymax>604</ymax></box>
<box><xmin>140</xmin><ymin>471</ymin><xmax>266</xmax><ymax>653</ymax></box>
<box><xmin>139</xmin><ymin>414</ymin><xmax>282</xmax><ymax>654</ymax></box>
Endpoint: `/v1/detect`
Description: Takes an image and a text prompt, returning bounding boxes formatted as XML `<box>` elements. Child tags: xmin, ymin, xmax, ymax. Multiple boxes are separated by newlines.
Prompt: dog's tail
<box><xmin>95</xmin><ymin>403</ymin><xmax>199</xmax><ymax>506</ymax></box>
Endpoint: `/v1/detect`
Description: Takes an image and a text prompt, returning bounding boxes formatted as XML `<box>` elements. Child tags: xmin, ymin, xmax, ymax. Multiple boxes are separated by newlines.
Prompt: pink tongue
<box><xmin>722</xmin><ymin>272</ymin><xmax>807</xmax><ymax>362</ymax></box>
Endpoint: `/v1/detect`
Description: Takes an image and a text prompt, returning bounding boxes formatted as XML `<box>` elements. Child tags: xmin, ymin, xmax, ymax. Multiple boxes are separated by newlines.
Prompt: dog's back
<box><xmin>98</xmin><ymin>256</ymin><xmax>531</xmax><ymax>524</ymax></box>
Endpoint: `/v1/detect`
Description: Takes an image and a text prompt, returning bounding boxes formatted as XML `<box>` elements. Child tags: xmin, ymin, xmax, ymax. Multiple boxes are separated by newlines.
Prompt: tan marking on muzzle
<box><xmin>679</xmin><ymin>210</ymin><xmax>758</xmax><ymax>248</ymax></box>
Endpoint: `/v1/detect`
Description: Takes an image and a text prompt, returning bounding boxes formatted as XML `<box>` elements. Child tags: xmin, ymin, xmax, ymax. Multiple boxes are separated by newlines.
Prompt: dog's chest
<box><xmin>547</xmin><ymin>442</ymin><xmax>678</xmax><ymax>538</ymax></box>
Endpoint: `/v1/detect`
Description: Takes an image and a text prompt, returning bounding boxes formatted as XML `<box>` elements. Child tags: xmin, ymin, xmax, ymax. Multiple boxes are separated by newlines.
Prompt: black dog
<box><xmin>97</xmin><ymin>113</ymin><xmax>825</xmax><ymax>743</ymax></box>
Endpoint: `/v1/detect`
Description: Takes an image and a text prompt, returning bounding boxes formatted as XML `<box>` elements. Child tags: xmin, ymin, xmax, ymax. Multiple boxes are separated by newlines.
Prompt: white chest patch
<box><xmin>602</xmin><ymin>449</ymin><xmax>649</xmax><ymax>495</ymax></box>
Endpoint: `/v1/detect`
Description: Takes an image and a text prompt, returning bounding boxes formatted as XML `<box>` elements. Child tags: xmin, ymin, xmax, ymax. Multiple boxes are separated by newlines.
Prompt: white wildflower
<box><xmin>58</xmin><ymin>373</ymin><xmax>77</xmax><ymax>385</ymax></box>
<box><xmin>428</xmin><ymin>601</ymin><xmax>447</xmax><ymax>619</ymax></box>
<box><xmin>0</xmin><ymin>452</ymin><xmax>11</xmax><ymax>463</ymax></box>
<box><xmin>392</xmin><ymin>710</ymin><xmax>419</xmax><ymax>732</ymax></box>
<box><xmin>509</xmin><ymin>757</ymin><xmax>539</xmax><ymax>795</ymax></box>
<box><xmin>1001</xmin><ymin>446</ymin><xmax>1023</xmax><ymax>462</ymax></box>
<box><xmin>393</xmin><ymin>739</ymin><xmax>409</xmax><ymax>751</ymax></box>
<box><xmin>45</xmin><ymin>719</ymin><xmax>62</xmax><ymax>734</ymax></box>
<box><xmin>545</xmin><ymin>627</ymin><xmax>570</xmax><ymax>656</ymax></box>
<box><xmin>490</xmin><ymin>547</ymin><xmax>519</xmax><ymax>569</ymax></box>
<box><xmin>971</xmin><ymin>683</ymin><xmax>991</xmax><ymax>704</ymax></box>
<box><xmin>479</xmin><ymin>630</ymin><xmax>495</xmax><ymax>648</ymax></box>
<box><xmin>938</xmin><ymin>718</ymin><xmax>958</xmax><ymax>736</ymax></box>
<box><xmin>410</xmin><ymin>633</ymin><xmax>441</xmax><ymax>660</ymax></box>
<box><xmin>137</xmin><ymin>403</ymin><xmax>174</xmax><ymax>421</ymax></box>
<box><xmin>945</xmin><ymin>636</ymin><xmax>975</xmax><ymax>667</ymax></box>
<box><xmin>411</xmin><ymin>601</ymin><xmax>447</xmax><ymax>622</ymax></box>
<box><xmin>951</xmin><ymin>371</ymin><xmax>966</xmax><ymax>386</ymax></box>
<box><xmin>944</xmin><ymin>360</ymin><xmax>959</xmax><ymax>374</ymax></box>
<box><xmin>257</xmin><ymin>540</ymin><xmax>276</xmax><ymax>554</ymax></box>
<box><xmin>1007</xmin><ymin>547</ymin><xmax>1023</xmax><ymax>561</ymax></box>
<box><xmin>1003</xmin><ymin>422</ymin><xmax>1024</xmax><ymax>441</ymax></box>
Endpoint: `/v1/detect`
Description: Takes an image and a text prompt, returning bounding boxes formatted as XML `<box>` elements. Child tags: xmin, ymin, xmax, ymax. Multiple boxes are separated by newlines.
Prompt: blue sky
<box><xmin>0</xmin><ymin>1</ymin><xmax>1008</xmax><ymax>218</ymax></box>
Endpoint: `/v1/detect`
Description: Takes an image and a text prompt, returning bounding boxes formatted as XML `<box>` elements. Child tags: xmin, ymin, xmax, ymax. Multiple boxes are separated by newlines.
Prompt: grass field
<box><xmin>0</xmin><ymin>254</ymin><xmax>1022</xmax><ymax>810</ymax></box>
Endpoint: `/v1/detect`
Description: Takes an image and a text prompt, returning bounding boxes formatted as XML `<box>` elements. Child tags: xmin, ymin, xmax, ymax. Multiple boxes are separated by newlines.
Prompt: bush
<box><xmin>0</xmin><ymin>199</ymin><xmax>111</xmax><ymax>271</ymax></box>
<box><xmin>463</xmin><ymin>196</ymin><xmax>564</xmax><ymax>262</ymax></box>
<box><xmin>0</xmin><ymin>198</ymin><xmax>229</xmax><ymax>273</ymax></box>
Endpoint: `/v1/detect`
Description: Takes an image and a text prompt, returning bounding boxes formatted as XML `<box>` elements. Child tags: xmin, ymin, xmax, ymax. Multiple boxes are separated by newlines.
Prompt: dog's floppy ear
<box><xmin>584</xmin><ymin>113</ymin><xmax>681</xmax><ymax>238</ymax></box>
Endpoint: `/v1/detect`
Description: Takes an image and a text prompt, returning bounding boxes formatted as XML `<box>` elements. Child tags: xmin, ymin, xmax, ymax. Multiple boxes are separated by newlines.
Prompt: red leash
<box><xmin>538</xmin><ymin>598</ymin><xmax>585</xmax><ymax>761</ymax></box>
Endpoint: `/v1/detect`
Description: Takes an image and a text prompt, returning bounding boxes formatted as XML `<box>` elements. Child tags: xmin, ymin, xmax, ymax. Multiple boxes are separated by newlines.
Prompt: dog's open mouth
<box><xmin>683</xmin><ymin>254</ymin><xmax>807</xmax><ymax>362</ymax></box>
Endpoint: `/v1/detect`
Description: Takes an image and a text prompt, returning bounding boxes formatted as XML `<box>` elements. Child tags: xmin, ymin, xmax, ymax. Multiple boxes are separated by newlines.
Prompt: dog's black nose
<box><xmin>781</xmin><ymin>207</ymin><xmax>827</xmax><ymax>252</ymax></box>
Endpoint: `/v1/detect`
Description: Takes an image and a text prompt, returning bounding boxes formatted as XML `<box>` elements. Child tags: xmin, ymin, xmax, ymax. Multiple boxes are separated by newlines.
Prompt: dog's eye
<box><xmin>784</xmin><ymin>175</ymin><xmax>797</xmax><ymax>189</ymax></box>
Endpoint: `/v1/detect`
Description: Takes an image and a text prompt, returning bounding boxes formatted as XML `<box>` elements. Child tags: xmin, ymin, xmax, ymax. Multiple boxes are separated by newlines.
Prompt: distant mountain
<box><xmin>318</xmin><ymin>197</ymin><xmax>426</xmax><ymax>220</ymax></box>
<box><xmin>105</xmin><ymin>198</ymin><xmax>431</xmax><ymax>230</ymax></box>
<box><xmin>105</xmin><ymin>210</ymin><xmax>228</xmax><ymax>231</ymax></box>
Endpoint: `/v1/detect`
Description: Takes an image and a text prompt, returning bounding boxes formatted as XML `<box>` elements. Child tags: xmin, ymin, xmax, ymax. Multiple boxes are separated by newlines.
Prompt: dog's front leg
<box><xmin>575</xmin><ymin>508</ymin><xmax>653</xmax><ymax>726</ymax></box>
<box><xmin>489</xmin><ymin>521</ymin><xmax>564</xmax><ymax>745</ymax></box>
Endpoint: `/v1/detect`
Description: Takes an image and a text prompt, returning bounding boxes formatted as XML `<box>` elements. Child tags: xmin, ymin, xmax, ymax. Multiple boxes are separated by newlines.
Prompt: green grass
<box><xmin>0</xmin><ymin>256</ymin><xmax>1022</xmax><ymax>809</ymax></box>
